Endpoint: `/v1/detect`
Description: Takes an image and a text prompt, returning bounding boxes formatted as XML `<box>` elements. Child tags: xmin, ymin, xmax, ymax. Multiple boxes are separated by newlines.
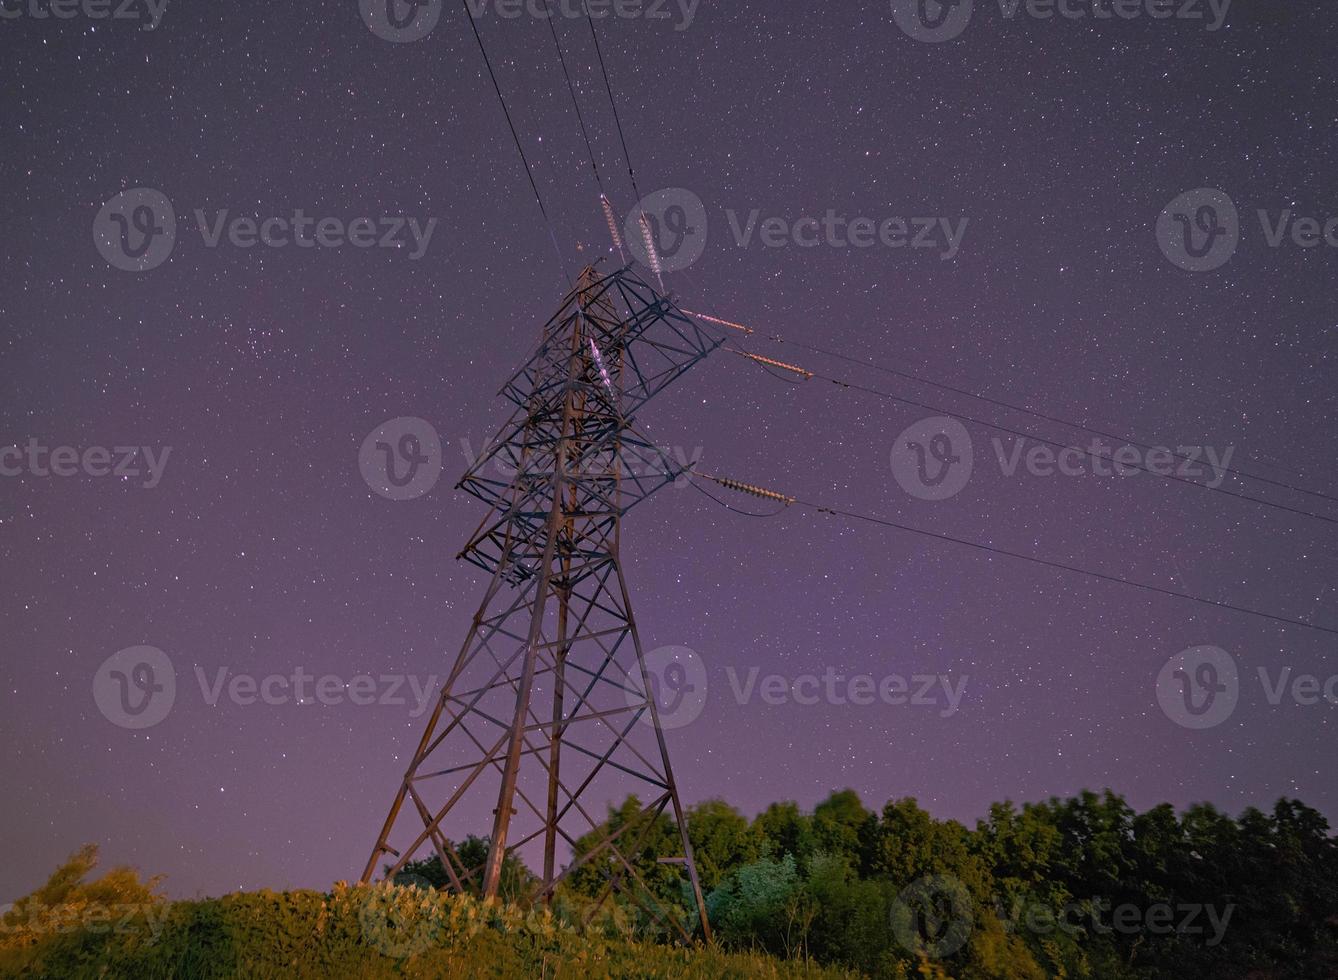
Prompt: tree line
<box><xmin>401</xmin><ymin>789</ymin><xmax>1338</xmax><ymax>978</ymax></box>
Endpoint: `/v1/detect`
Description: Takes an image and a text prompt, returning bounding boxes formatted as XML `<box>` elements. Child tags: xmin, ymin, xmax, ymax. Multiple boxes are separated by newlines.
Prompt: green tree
<box><xmin>687</xmin><ymin>799</ymin><xmax>765</xmax><ymax>889</ymax></box>
<box><xmin>391</xmin><ymin>834</ymin><xmax>533</xmax><ymax>903</ymax></box>
<box><xmin>811</xmin><ymin>789</ymin><xmax>872</xmax><ymax>867</ymax></box>
<box><xmin>754</xmin><ymin>800</ymin><xmax>815</xmax><ymax>864</ymax></box>
<box><xmin>566</xmin><ymin>795</ymin><xmax>684</xmax><ymax>912</ymax></box>
<box><xmin>706</xmin><ymin>853</ymin><xmax>802</xmax><ymax>953</ymax></box>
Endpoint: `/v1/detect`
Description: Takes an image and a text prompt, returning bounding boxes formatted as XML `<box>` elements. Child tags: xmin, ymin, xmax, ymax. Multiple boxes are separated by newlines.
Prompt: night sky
<box><xmin>3</xmin><ymin>0</ymin><xmax>1336</xmax><ymax>902</ymax></box>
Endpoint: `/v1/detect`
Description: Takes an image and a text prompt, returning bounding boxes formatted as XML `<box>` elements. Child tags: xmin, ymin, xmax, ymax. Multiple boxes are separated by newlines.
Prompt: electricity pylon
<box><xmin>361</xmin><ymin>264</ymin><xmax>720</xmax><ymax>941</ymax></box>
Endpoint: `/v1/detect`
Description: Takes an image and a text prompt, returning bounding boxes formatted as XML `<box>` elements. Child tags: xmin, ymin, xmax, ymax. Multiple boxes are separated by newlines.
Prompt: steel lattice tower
<box><xmin>361</xmin><ymin>264</ymin><xmax>720</xmax><ymax>941</ymax></box>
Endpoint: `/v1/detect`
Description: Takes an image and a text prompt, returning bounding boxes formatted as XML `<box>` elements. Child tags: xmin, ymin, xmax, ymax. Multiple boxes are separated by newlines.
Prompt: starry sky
<box><xmin>3</xmin><ymin>0</ymin><xmax>1336</xmax><ymax>901</ymax></box>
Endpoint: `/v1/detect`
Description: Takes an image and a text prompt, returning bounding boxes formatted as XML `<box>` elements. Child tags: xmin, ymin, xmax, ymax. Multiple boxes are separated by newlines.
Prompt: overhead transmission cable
<box><xmin>793</xmin><ymin>361</ymin><xmax>1338</xmax><ymax>529</ymax></box>
<box><xmin>691</xmin><ymin>472</ymin><xmax>1338</xmax><ymax>638</ymax></box>
<box><xmin>535</xmin><ymin>14</ymin><xmax>1332</xmax><ymax>632</ymax></box>
<box><xmin>579</xmin><ymin>0</ymin><xmax>665</xmax><ymax>287</ymax></box>
<box><xmin>773</xmin><ymin>333</ymin><xmax>1338</xmax><ymax>507</ymax></box>
<box><xmin>687</xmin><ymin>315</ymin><xmax>1338</xmax><ymax>529</ymax></box>
<box><xmin>540</xmin><ymin>0</ymin><xmax>626</xmax><ymax>262</ymax></box>
<box><xmin>459</xmin><ymin>0</ymin><xmax>571</xmax><ymax>285</ymax></box>
<box><xmin>688</xmin><ymin>309</ymin><xmax>1338</xmax><ymax>509</ymax></box>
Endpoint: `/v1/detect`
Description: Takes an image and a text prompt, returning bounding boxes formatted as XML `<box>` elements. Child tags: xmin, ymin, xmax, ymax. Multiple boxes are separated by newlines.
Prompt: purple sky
<box><xmin>3</xmin><ymin>0</ymin><xmax>1336</xmax><ymax>901</ymax></box>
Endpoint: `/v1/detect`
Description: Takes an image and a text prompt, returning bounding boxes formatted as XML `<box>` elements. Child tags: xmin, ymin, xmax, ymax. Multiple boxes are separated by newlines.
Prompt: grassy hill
<box><xmin>0</xmin><ymin>879</ymin><xmax>856</xmax><ymax>980</ymax></box>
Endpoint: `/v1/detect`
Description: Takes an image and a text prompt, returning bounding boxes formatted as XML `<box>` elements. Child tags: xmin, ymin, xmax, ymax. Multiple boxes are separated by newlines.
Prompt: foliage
<box><xmin>634</xmin><ymin>789</ymin><xmax>1336</xmax><ymax>979</ymax></box>
<box><xmin>0</xmin><ymin>872</ymin><xmax>849</xmax><ymax>979</ymax></box>
<box><xmin>391</xmin><ymin>834</ymin><xmax>533</xmax><ymax>903</ymax></box>
<box><xmin>6</xmin><ymin>788</ymin><xmax>1338</xmax><ymax>979</ymax></box>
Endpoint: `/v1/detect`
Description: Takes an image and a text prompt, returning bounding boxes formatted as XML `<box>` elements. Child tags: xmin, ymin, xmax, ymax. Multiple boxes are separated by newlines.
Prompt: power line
<box><xmin>691</xmin><ymin>473</ymin><xmax>1338</xmax><ymax>638</ymax></box>
<box><xmin>722</xmin><ymin>345</ymin><xmax>1338</xmax><ymax>530</ymax></box>
<box><xmin>798</xmin><ymin>497</ymin><xmax>1338</xmax><ymax>636</ymax></box>
<box><xmin>754</xmin><ymin>329</ymin><xmax>1338</xmax><ymax>509</ymax></box>
<box><xmin>578</xmin><ymin>0</ymin><xmax>667</xmax><ymax>282</ymax></box>
<box><xmin>543</xmin><ymin>0</ymin><xmax>628</xmax><ymax>262</ymax></box>
<box><xmin>542</xmin><ymin>1</ymin><xmax>604</xmax><ymax>193</ymax></box>
<box><xmin>580</xmin><ymin>0</ymin><xmax>644</xmax><ymax>206</ymax></box>
<box><xmin>459</xmin><ymin>0</ymin><xmax>570</xmax><ymax>284</ymax></box>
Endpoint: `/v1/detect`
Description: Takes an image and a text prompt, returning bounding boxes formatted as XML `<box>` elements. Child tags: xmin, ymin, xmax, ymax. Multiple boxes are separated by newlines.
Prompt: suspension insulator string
<box><xmin>729</xmin><ymin>349</ymin><xmax>814</xmax><ymax>380</ymax></box>
<box><xmin>682</xmin><ymin>310</ymin><xmax>754</xmax><ymax>334</ymax></box>
<box><xmin>639</xmin><ymin>213</ymin><xmax>665</xmax><ymax>290</ymax></box>
<box><xmin>696</xmin><ymin>472</ymin><xmax>796</xmax><ymax>506</ymax></box>
<box><xmin>601</xmin><ymin>194</ymin><xmax>627</xmax><ymax>263</ymax></box>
